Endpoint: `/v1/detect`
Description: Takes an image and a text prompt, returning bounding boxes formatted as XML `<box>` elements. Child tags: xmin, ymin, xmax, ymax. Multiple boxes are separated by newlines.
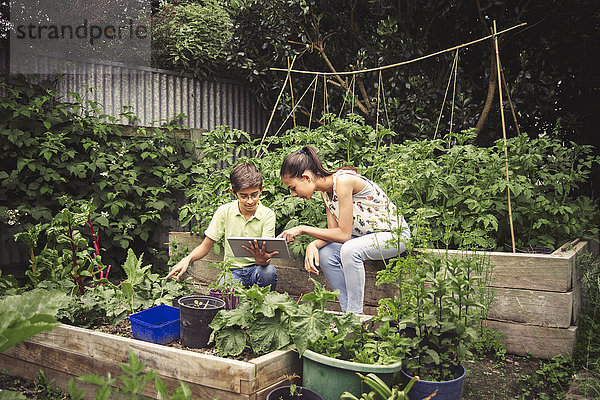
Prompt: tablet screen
<box><xmin>227</xmin><ymin>237</ymin><xmax>291</xmax><ymax>259</ymax></box>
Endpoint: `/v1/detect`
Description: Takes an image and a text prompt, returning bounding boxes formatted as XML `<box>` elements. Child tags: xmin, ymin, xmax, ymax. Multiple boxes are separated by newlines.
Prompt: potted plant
<box><xmin>298</xmin><ymin>281</ymin><xmax>410</xmax><ymax>400</ymax></box>
<box><xmin>207</xmin><ymin>279</ymin><xmax>409</xmax><ymax>399</ymax></box>
<box><xmin>207</xmin><ymin>260</ymin><xmax>241</xmax><ymax>310</ymax></box>
<box><xmin>396</xmin><ymin>250</ymin><xmax>492</xmax><ymax>400</ymax></box>
<box><xmin>178</xmin><ymin>295</ymin><xmax>225</xmax><ymax>348</ymax></box>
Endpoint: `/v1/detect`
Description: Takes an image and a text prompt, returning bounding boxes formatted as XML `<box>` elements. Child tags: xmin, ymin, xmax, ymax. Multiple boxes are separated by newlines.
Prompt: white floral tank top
<box><xmin>322</xmin><ymin>170</ymin><xmax>407</xmax><ymax>236</ymax></box>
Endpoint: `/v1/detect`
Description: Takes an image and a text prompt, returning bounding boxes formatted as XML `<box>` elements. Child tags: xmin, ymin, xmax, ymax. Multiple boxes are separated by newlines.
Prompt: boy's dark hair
<box><xmin>230</xmin><ymin>162</ymin><xmax>263</xmax><ymax>192</ymax></box>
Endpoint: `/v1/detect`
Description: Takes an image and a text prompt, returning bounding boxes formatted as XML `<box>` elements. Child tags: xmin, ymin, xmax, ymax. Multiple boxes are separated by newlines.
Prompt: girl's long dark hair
<box><xmin>280</xmin><ymin>146</ymin><xmax>355</xmax><ymax>178</ymax></box>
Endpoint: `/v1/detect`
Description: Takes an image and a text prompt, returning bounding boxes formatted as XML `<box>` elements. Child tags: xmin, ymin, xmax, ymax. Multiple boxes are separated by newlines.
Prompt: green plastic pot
<box><xmin>301</xmin><ymin>349</ymin><xmax>403</xmax><ymax>400</ymax></box>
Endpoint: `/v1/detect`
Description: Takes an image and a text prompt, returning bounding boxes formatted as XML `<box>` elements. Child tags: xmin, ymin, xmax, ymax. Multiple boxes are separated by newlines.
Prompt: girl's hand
<box><xmin>304</xmin><ymin>242</ymin><xmax>320</xmax><ymax>274</ymax></box>
<box><xmin>278</xmin><ymin>226</ymin><xmax>305</xmax><ymax>243</ymax></box>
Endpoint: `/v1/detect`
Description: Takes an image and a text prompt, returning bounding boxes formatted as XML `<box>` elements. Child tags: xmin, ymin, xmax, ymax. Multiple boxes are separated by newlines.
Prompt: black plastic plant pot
<box><xmin>266</xmin><ymin>386</ymin><xmax>324</xmax><ymax>400</ymax></box>
<box><xmin>171</xmin><ymin>295</ymin><xmax>183</xmax><ymax>308</ymax></box>
<box><xmin>178</xmin><ymin>295</ymin><xmax>225</xmax><ymax>348</ymax></box>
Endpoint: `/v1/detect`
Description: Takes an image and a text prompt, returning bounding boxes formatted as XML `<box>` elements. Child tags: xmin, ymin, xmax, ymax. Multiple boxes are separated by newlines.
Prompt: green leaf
<box><xmin>248</xmin><ymin>314</ymin><xmax>291</xmax><ymax>354</ymax></box>
<box><xmin>0</xmin><ymin>289</ymin><xmax>67</xmax><ymax>353</ymax></box>
<box><xmin>289</xmin><ymin>304</ymin><xmax>331</xmax><ymax>356</ymax></box>
<box><xmin>214</xmin><ymin>327</ymin><xmax>247</xmax><ymax>356</ymax></box>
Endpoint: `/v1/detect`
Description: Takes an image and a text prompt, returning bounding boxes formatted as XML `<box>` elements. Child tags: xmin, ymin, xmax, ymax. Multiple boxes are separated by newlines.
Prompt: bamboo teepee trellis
<box><xmin>263</xmin><ymin>21</ymin><xmax>527</xmax><ymax>252</ymax></box>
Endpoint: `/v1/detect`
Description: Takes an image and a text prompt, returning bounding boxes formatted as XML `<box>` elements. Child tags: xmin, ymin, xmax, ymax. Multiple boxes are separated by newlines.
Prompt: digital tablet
<box><xmin>227</xmin><ymin>237</ymin><xmax>291</xmax><ymax>259</ymax></box>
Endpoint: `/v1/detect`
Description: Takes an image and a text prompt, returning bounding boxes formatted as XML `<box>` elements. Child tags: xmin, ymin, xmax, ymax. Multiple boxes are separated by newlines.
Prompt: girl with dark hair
<box><xmin>278</xmin><ymin>146</ymin><xmax>410</xmax><ymax>314</ymax></box>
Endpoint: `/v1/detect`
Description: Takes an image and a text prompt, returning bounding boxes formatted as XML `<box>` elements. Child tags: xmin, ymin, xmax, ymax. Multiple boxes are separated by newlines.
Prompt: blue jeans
<box><xmin>319</xmin><ymin>231</ymin><xmax>408</xmax><ymax>314</ymax></box>
<box><xmin>222</xmin><ymin>264</ymin><xmax>278</xmax><ymax>290</ymax></box>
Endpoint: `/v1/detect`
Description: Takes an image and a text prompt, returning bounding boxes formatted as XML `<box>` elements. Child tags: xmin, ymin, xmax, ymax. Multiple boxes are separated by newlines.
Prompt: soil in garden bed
<box><xmin>93</xmin><ymin>319</ymin><xmax>256</xmax><ymax>362</ymax></box>
<box><xmin>462</xmin><ymin>354</ymin><xmax>541</xmax><ymax>399</ymax></box>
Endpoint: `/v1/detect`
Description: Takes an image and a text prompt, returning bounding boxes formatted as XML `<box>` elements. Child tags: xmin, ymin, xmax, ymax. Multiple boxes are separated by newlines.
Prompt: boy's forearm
<box><xmin>186</xmin><ymin>237</ymin><xmax>215</xmax><ymax>262</ymax></box>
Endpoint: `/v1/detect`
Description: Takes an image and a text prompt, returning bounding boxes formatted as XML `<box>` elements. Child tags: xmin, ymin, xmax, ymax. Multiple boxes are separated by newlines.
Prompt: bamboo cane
<box><xmin>493</xmin><ymin>20</ymin><xmax>516</xmax><ymax>253</ymax></box>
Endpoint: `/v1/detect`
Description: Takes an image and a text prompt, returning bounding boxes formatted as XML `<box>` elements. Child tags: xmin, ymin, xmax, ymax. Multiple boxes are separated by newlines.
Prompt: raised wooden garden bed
<box><xmin>0</xmin><ymin>324</ymin><xmax>301</xmax><ymax>400</ymax></box>
<box><xmin>170</xmin><ymin>232</ymin><xmax>597</xmax><ymax>360</ymax></box>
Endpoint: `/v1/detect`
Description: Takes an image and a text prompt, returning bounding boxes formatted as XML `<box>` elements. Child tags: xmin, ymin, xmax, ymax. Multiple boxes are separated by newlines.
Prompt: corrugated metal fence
<box><xmin>2</xmin><ymin>51</ymin><xmax>269</xmax><ymax>136</ymax></box>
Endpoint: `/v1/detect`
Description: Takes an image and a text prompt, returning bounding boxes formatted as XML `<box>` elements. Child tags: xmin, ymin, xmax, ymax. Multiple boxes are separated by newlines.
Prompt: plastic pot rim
<box><xmin>178</xmin><ymin>295</ymin><xmax>226</xmax><ymax>309</ymax></box>
<box><xmin>302</xmin><ymin>349</ymin><xmax>403</xmax><ymax>373</ymax></box>
<box><xmin>266</xmin><ymin>385</ymin><xmax>324</xmax><ymax>400</ymax></box>
<box><xmin>401</xmin><ymin>358</ymin><xmax>466</xmax><ymax>384</ymax></box>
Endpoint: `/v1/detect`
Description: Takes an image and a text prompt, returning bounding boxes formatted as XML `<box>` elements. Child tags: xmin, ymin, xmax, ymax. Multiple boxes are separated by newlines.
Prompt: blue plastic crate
<box><xmin>128</xmin><ymin>305</ymin><xmax>180</xmax><ymax>344</ymax></box>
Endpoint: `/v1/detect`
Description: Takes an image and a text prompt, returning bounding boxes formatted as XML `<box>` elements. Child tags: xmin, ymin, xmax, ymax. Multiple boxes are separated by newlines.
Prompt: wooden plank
<box><xmin>24</xmin><ymin>325</ymin><xmax>253</xmax><ymax>393</ymax></box>
<box><xmin>154</xmin><ymin>371</ymin><xmax>253</xmax><ymax>400</ymax></box>
<box><xmin>0</xmin><ymin>351</ymin><xmax>254</xmax><ymax>400</ymax></box>
<box><xmin>1</xmin><ymin>340</ymin><xmax>125</xmax><ymax>387</ymax></box>
<box><xmin>486</xmin><ymin>320</ymin><xmax>577</xmax><ymax>359</ymax></box>
<box><xmin>0</xmin><ymin>324</ymin><xmax>302</xmax><ymax>399</ymax></box>
<box><xmin>424</xmin><ymin>248</ymin><xmax>574</xmax><ymax>292</ymax></box>
<box><xmin>173</xmin><ymin>232</ymin><xmax>593</xmax><ymax>293</ymax></box>
<box><xmin>243</xmin><ymin>349</ymin><xmax>302</xmax><ymax>394</ymax></box>
<box><xmin>488</xmin><ymin>288</ymin><xmax>573</xmax><ymax>328</ymax></box>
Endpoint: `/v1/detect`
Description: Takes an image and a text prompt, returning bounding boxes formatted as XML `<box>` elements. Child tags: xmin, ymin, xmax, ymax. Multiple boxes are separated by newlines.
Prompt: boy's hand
<box><xmin>166</xmin><ymin>257</ymin><xmax>190</xmax><ymax>279</ymax></box>
<box><xmin>304</xmin><ymin>242</ymin><xmax>320</xmax><ymax>274</ymax></box>
<box><xmin>242</xmin><ymin>239</ymin><xmax>279</xmax><ymax>266</ymax></box>
<box><xmin>278</xmin><ymin>226</ymin><xmax>304</xmax><ymax>243</ymax></box>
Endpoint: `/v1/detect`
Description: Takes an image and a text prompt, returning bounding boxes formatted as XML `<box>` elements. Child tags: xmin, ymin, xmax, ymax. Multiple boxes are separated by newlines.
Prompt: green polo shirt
<box><xmin>204</xmin><ymin>200</ymin><xmax>276</xmax><ymax>268</ymax></box>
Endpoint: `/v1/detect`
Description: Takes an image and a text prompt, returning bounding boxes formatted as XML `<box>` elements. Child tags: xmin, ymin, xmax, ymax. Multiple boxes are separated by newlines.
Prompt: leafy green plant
<box><xmin>1</xmin><ymin>77</ymin><xmax>198</xmax><ymax>269</ymax></box>
<box><xmin>0</xmin><ymin>289</ymin><xmax>67</xmax><ymax>353</ymax></box>
<box><xmin>0</xmin><ymin>370</ymin><xmax>65</xmax><ymax>400</ymax></box>
<box><xmin>207</xmin><ymin>261</ymin><xmax>242</xmax><ymax>292</ymax></box>
<box><xmin>58</xmin><ymin>249</ymin><xmax>196</xmax><ymax>327</ymax></box>
<box><xmin>178</xmin><ymin>117</ymin><xmax>599</xmax><ymax>256</ymax></box>
<box><xmin>397</xmin><ymin>248</ymin><xmax>493</xmax><ymax>381</ymax></box>
<box><xmin>469</xmin><ymin>326</ymin><xmax>507</xmax><ymax>362</ymax></box>
<box><xmin>379</xmin><ymin>129</ymin><xmax>600</xmax><ymax>251</ymax></box>
<box><xmin>206</xmin><ymin>261</ymin><xmax>243</xmax><ymax>310</ymax></box>
<box><xmin>0</xmin><ymin>270</ymin><xmax>22</xmax><ymax>296</ymax></box>
<box><xmin>208</xmin><ymin>284</ymin><xmax>298</xmax><ymax>357</ymax></box>
<box><xmin>8</xmin><ymin>199</ymin><xmax>195</xmax><ymax>327</ymax></box>
<box><xmin>516</xmin><ymin>355</ymin><xmax>575</xmax><ymax>400</ymax></box>
<box><xmin>208</xmin><ymin>278</ymin><xmax>410</xmax><ymax>366</ymax></box>
<box><xmin>15</xmin><ymin>199</ymin><xmax>107</xmax><ymax>294</ymax></box>
<box><xmin>152</xmin><ymin>0</ymin><xmax>233</xmax><ymax>78</ymax></box>
<box><xmin>68</xmin><ymin>350</ymin><xmax>195</xmax><ymax>400</ymax></box>
<box><xmin>340</xmin><ymin>372</ymin><xmax>421</xmax><ymax>400</ymax></box>
<box><xmin>208</xmin><ymin>278</ymin><xmax>364</xmax><ymax>358</ymax></box>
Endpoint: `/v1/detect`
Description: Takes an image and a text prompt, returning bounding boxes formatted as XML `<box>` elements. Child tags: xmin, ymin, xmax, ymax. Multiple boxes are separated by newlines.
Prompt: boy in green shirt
<box><xmin>166</xmin><ymin>162</ymin><xmax>279</xmax><ymax>289</ymax></box>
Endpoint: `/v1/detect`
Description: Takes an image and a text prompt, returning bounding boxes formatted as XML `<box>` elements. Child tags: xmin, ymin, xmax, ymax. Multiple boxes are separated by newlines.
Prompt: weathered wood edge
<box><xmin>488</xmin><ymin>288</ymin><xmax>573</xmax><ymax>328</ymax></box>
<box><xmin>171</xmin><ymin>232</ymin><xmax>593</xmax><ymax>292</ymax></box>
<box><xmin>2</xmin><ymin>324</ymin><xmax>301</xmax><ymax>395</ymax></box>
<box><xmin>486</xmin><ymin>320</ymin><xmax>577</xmax><ymax>359</ymax></box>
